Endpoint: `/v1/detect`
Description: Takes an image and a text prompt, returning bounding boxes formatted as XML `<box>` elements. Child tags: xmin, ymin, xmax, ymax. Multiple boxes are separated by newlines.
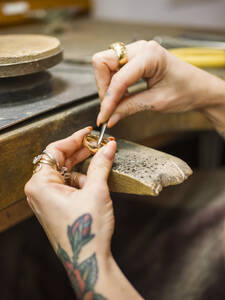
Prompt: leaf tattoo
<box><xmin>68</xmin><ymin>214</ymin><xmax>95</xmax><ymax>262</ymax></box>
<box><xmin>57</xmin><ymin>214</ymin><xmax>107</xmax><ymax>300</ymax></box>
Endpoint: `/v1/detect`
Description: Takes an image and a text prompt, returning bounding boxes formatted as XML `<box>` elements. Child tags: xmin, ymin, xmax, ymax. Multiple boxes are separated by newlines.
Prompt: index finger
<box><xmin>46</xmin><ymin>127</ymin><xmax>92</xmax><ymax>168</ymax></box>
<box><xmin>25</xmin><ymin>128</ymin><xmax>93</xmax><ymax>198</ymax></box>
<box><xmin>92</xmin><ymin>41</ymin><xmax>148</xmax><ymax>102</ymax></box>
<box><xmin>92</xmin><ymin>49</ymin><xmax>119</xmax><ymax>101</ymax></box>
<box><xmin>93</xmin><ymin>40</ymin><xmax>167</xmax><ymax>126</ymax></box>
<box><xmin>97</xmin><ymin>56</ymin><xmax>145</xmax><ymax>126</ymax></box>
<box><xmin>92</xmin><ymin>42</ymin><xmax>139</xmax><ymax>102</ymax></box>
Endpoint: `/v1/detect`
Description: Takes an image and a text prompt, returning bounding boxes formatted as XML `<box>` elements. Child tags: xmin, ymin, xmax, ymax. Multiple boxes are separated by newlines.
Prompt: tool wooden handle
<box><xmin>169</xmin><ymin>47</ymin><xmax>225</xmax><ymax>68</ymax></box>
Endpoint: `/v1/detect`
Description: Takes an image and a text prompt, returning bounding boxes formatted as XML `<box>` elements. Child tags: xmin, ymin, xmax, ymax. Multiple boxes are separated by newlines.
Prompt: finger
<box><xmin>26</xmin><ymin>146</ymin><xmax>89</xmax><ymax>199</ymax></box>
<box><xmin>107</xmin><ymin>89</ymin><xmax>155</xmax><ymax>127</ymax></box>
<box><xmin>46</xmin><ymin>126</ymin><xmax>92</xmax><ymax>167</ymax></box>
<box><xmin>93</xmin><ymin>41</ymin><xmax>144</xmax><ymax>104</ymax></box>
<box><xmin>97</xmin><ymin>56</ymin><xmax>145</xmax><ymax>126</ymax></box>
<box><xmin>96</xmin><ymin>40</ymin><xmax>167</xmax><ymax>126</ymax></box>
<box><xmin>107</xmin><ymin>85</ymin><xmax>168</xmax><ymax>127</ymax></box>
<box><xmin>25</xmin><ymin>127</ymin><xmax>93</xmax><ymax>198</ymax></box>
<box><xmin>65</xmin><ymin>147</ymin><xmax>92</xmax><ymax>170</ymax></box>
<box><xmin>92</xmin><ymin>50</ymin><xmax>118</xmax><ymax>101</ymax></box>
<box><xmin>85</xmin><ymin>141</ymin><xmax>117</xmax><ymax>187</ymax></box>
<box><xmin>25</xmin><ymin>165</ymin><xmax>71</xmax><ymax>201</ymax></box>
<box><xmin>70</xmin><ymin>172</ymin><xmax>87</xmax><ymax>189</ymax></box>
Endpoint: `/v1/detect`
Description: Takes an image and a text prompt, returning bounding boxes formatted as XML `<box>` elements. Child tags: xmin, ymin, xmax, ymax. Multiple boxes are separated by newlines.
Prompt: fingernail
<box><xmin>108</xmin><ymin>113</ymin><xmax>120</xmax><ymax>127</ymax></box>
<box><xmin>108</xmin><ymin>136</ymin><xmax>115</xmax><ymax>141</ymax></box>
<box><xmin>97</xmin><ymin>113</ymin><xmax>102</xmax><ymax>127</ymax></box>
<box><xmin>87</xmin><ymin>126</ymin><xmax>93</xmax><ymax>131</ymax></box>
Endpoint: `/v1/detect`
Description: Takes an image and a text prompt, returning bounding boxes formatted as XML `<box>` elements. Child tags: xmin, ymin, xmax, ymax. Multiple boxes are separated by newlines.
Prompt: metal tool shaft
<box><xmin>97</xmin><ymin>123</ymin><xmax>107</xmax><ymax>146</ymax></box>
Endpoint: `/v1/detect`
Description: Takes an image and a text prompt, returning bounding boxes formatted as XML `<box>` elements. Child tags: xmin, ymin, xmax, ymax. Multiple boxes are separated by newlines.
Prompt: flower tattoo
<box><xmin>57</xmin><ymin>214</ymin><xmax>107</xmax><ymax>300</ymax></box>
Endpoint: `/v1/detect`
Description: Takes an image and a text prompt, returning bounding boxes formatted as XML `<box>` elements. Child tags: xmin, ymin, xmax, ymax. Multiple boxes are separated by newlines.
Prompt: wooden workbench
<box><xmin>0</xmin><ymin>17</ymin><xmax>224</xmax><ymax>232</ymax></box>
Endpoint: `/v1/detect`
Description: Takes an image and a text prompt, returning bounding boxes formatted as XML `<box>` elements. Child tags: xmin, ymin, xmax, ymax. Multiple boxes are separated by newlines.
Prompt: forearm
<box><xmin>57</xmin><ymin>213</ymin><xmax>143</xmax><ymax>300</ymax></box>
<box><xmin>95</xmin><ymin>255</ymin><xmax>143</xmax><ymax>300</ymax></box>
<box><xmin>166</xmin><ymin>52</ymin><xmax>225</xmax><ymax>139</ymax></box>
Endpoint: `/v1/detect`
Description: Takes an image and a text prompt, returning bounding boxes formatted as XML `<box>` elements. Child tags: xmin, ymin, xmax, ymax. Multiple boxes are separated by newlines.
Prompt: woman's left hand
<box><xmin>24</xmin><ymin>127</ymin><xmax>117</xmax><ymax>258</ymax></box>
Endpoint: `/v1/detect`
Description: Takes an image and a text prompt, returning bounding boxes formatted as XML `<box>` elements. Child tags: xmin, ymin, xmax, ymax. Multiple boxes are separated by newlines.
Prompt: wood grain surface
<box><xmin>0</xmin><ymin>200</ymin><xmax>32</xmax><ymax>233</ymax></box>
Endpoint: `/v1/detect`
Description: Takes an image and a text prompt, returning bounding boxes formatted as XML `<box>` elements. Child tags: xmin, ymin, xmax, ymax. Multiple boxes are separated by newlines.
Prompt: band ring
<box><xmin>109</xmin><ymin>42</ymin><xmax>128</xmax><ymax>67</ymax></box>
<box><xmin>33</xmin><ymin>150</ymin><xmax>72</xmax><ymax>185</ymax></box>
<box><xmin>43</xmin><ymin>150</ymin><xmax>60</xmax><ymax>170</ymax></box>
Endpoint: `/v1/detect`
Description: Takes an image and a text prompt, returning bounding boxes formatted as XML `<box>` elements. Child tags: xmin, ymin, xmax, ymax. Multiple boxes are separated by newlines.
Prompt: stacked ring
<box><xmin>33</xmin><ymin>150</ymin><xmax>71</xmax><ymax>185</ymax></box>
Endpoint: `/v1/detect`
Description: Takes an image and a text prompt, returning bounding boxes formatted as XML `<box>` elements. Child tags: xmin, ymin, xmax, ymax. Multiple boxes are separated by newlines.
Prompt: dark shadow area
<box><xmin>0</xmin><ymin>72</ymin><xmax>53</xmax><ymax>106</ymax></box>
<box><xmin>0</xmin><ymin>217</ymin><xmax>75</xmax><ymax>300</ymax></box>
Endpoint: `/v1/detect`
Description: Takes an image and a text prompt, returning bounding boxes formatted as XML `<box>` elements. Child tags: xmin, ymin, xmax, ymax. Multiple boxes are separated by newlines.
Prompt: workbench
<box><xmin>0</xmin><ymin>17</ymin><xmax>224</xmax><ymax>232</ymax></box>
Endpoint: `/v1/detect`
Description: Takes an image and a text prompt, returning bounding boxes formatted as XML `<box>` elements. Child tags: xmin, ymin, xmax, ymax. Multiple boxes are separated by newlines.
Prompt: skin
<box><xmin>25</xmin><ymin>127</ymin><xmax>143</xmax><ymax>300</ymax></box>
<box><xmin>93</xmin><ymin>40</ymin><xmax>225</xmax><ymax>135</ymax></box>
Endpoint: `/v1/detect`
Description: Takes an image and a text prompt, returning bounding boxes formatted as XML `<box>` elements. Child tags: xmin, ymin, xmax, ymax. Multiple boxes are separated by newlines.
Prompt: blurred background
<box><xmin>93</xmin><ymin>0</ymin><xmax>225</xmax><ymax>29</ymax></box>
<box><xmin>0</xmin><ymin>0</ymin><xmax>225</xmax><ymax>29</ymax></box>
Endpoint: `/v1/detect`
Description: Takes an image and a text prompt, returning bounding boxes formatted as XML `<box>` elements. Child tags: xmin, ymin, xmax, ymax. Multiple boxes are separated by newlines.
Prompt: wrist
<box><xmin>202</xmin><ymin>72</ymin><xmax>225</xmax><ymax>107</ymax></box>
<box><xmin>167</xmin><ymin>52</ymin><xmax>225</xmax><ymax>112</ymax></box>
<box><xmin>96</xmin><ymin>254</ymin><xmax>144</xmax><ymax>300</ymax></box>
<box><xmin>200</xmin><ymin>74</ymin><xmax>225</xmax><ymax>132</ymax></box>
<box><xmin>184</xmin><ymin>66</ymin><xmax>225</xmax><ymax>110</ymax></box>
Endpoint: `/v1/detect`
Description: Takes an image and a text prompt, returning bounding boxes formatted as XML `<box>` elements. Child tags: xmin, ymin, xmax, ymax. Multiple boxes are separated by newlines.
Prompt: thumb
<box><xmin>86</xmin><ymin>141</ymin><xmax>117</xmax><ymax>186</ymax></box>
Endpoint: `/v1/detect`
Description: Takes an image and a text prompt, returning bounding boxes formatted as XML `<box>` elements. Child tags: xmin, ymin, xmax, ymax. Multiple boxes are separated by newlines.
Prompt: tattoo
<box><xmin>57</xmin><ymin>214</ymin><xmax>107</xmax><ymax>300</ymax></box>
<box><xmin>136</xmin><ymin>102</ymin><xmax>150</xmax><ymax>112</ymax></box>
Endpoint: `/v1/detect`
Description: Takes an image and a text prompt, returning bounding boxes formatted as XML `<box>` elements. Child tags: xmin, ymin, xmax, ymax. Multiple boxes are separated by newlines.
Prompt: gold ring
<box><xmin>109</xmin><ymin>42</ymin><xmax>128</xmax><ymax>67</ymax></box>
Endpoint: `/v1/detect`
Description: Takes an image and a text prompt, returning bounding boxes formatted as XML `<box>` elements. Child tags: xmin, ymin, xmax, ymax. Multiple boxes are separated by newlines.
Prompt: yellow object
<box><xmin>169</xmin><ymin>47</ymin><xmax>225</xmax><ymax>68</ymax></box>
<box><xmin>109</xmin><ymin>42</ymin><xmax>128</xmax><ymax>67</ymax></box>
<box><xmin>0</xmin><ymin>0</ymin><xmax>90</xmax><ymax>26</ymax></box>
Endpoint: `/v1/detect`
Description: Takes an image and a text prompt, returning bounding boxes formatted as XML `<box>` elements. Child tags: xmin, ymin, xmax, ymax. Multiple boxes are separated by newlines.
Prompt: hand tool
<box><xmin>97</xmin><ymin>122</ymin><xmax>107</xmax><ymax>147</ymax></box>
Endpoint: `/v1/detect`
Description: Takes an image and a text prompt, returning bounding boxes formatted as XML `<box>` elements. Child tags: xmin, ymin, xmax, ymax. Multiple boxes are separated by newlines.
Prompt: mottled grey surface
<box><xmin>0</xmin><ymin>63</ymin><xmax>97</xmax><ymax>132</ymax></box>
<box><xmin>81</xmin><ymin>135</ymin><xmax>192</xmax><ymax>196</ymax></box>
<box><xmin>114</xmin><ymin>139</ymin><xmax>192</xmax><ymax>195</ymax></box>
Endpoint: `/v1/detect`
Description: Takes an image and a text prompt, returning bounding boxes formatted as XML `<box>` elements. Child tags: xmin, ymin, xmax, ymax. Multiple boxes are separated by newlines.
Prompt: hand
<box><xmin>93</xmin><ymin>40</ymin><xmax>225</xmax><ymax>130</ymax></box>
<box><xmin>25</xmin><ymin>129</ymin><xmax>143</xmax><ymax>300</ymax></box>
<box><xmin>24</xmin><ymin>127</ymin><xmax>117</xmax><ymax>257</ymax></box>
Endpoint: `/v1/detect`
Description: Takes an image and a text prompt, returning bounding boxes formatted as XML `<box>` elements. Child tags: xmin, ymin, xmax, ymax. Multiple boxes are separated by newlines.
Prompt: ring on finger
<box><xmin>43</xmin><ymin>150</ymin><xmax>60</xmax><ymax>169</ymax></box>
<box><xmin>60</xmin><ymin>166</ymin><xmax>72</xmax><ymax>186</ymax></box>
<box><xmin>33</xmin><ymin>150</ymin><xmax>59</xmax><ymax>174</ymax></box>
<box><xmin>109</xmin><ymin>42</ymin><xmax>128</xmax><ymax>67</ymax></box>
<box><xmin>71</xmin><ymin>173</ymin><xmax>78</xmax><ymax>187</ymax></box>
<box><xmin>33</xmin><ymin>150</ymin><xmax>72</xmax><ymax>185</ymax></box>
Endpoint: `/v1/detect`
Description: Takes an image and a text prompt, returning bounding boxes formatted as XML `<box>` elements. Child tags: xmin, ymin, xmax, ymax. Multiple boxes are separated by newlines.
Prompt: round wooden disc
<box><xmin>0</xmin><ymin>34</ymin><xmax>62</xmax><ymax>77</ymax></box>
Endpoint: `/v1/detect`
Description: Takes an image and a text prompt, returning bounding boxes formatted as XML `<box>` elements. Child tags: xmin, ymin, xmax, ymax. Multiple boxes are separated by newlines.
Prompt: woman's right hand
<box><xmin>93</xmin><ymin>40</ymin><xmax>225</xmax><ymax>133</ymax></box>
